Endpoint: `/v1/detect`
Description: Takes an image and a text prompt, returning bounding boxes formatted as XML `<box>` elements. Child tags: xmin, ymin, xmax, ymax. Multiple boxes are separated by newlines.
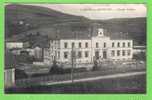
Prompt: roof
<box><xmin>133</xmin><ymin>46</ymin><xmax>146</xmax><ymax>49</ymax></box>
<box><xmin>24</xmin><ymin>27</ymin><xmax>94</xmax><ymax>40</ymax></box>
<box><xmin>31</xmin><ymin>42</ymin><xmax>50</xmax><ymax>48</ymax></box>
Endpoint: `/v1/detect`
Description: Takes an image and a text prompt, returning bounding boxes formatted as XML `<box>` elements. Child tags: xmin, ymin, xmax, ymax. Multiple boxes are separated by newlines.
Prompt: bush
<box><xmin>92</xmin><ymin>60</ymin><xmax>99</xmax><ymax>71</ymax></box>
<box><xmin>15</xmin><ymin>69</ymin><xmax>28</xmax><ymax>79</ymax></box>
<box><xmin>31</xmin><ymin>73</ymin><xmax>48</xmax><ymax>77</ymax></box>
<box><xmin>133</xmin><ymin>52</ymin><xmax>146</xmax><ymax>61</ymax></box>
<box><xmin>49</xmin><ymin>61</ymin><xmax>89</xmax><ymax>74</ymax></box>
<box><xmin>73</xmin><ymin>67</ymin><xmax>87</xmax><ymax>72</ymax></box>
<box><xmin>49</xmin><ymin>60</ymin><xmax>64</xmax><ymax>74</ymax></box>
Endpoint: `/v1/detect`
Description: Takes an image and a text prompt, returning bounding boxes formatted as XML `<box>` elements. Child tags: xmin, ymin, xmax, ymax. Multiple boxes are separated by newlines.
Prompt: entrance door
<box><xmin>95</xmin><ymin>51</ymin><xmax>99</xmax><ymax>60</ymax></box>
<box><xmin>103</xmin><ymin>51</ymin><xmax>107</xmax><ymax>59</ymax></box>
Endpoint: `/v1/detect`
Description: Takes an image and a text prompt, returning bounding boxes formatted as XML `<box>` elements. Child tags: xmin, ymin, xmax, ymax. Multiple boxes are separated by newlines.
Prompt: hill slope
<box><xmin>5</xmin><ymin>4</ymin><xmax>91</xmax><ymax>38</ymax></box>
<box><xmin>5</xmin><ymin>4</ymin><xmax>146</xmax><ymax>45</ymax></box>
<box><xmin>96</xmin><ymin>17</ymin><xmax>146</xmax><ymax>45</ymax></box>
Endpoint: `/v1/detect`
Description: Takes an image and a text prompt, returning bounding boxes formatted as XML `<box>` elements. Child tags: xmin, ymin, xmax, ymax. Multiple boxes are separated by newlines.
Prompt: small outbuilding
<box><xmin>5</xmin><ymin>51</ymin><xmax>16</xmax><ymax>88</ymax></box>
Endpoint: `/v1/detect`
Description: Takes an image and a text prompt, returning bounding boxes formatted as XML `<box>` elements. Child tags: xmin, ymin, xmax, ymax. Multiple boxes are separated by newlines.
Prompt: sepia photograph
<box><xmin>4</xmin><ymin>4</ymin><xmax>146</xmax><ymax>93</ymax></box>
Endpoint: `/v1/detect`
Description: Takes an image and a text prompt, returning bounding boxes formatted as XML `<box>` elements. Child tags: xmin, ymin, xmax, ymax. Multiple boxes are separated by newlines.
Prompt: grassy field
<box><xmin>5</xmin><ymin>60</ymin><xmax>146</xmax><ymax>93</ymax></box>
<box><xmin>6</xmin><ymin>74</ymin><xmax>146</xmax><ymax>94</ymax></box>
<box><xmin>6</xmin><ymin>60</ymin><xmax>146</xmax><ymax>93</ymax></box>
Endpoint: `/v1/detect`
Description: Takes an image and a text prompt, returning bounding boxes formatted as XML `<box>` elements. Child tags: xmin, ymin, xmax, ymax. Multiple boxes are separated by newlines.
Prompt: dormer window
<box><xmin>98</xmin><ymin>28</ymin><xmax>104</xmax><ymax>36</ymax></box>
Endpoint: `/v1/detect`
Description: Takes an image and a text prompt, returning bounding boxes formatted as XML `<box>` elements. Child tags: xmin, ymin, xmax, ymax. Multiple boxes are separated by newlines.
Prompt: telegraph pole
<box><xmin>71</xmin><ymin>45</ymin><xmax>74</xmax><ymax>83</ymax></box>
<box><xmin>54</xmin><ymin>25</ymin><xmax>59</xmax><ymax>65</ymax></box>
<box><xmin>71</xmin><ymin>31</ymin><xmax>76</xmax><ymax>83</ymax></box>
<box><xmin>90</xmin><ymin>24</ymin><xmax>93</xmax><ymax>63</ymax></box>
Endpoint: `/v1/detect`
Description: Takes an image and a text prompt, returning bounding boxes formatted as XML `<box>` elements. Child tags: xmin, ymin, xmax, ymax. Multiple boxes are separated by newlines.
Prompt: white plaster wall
<box><xmin>59</xmin><ymin>39</ymin><xmax>92</xmax><ymax>63</ymax></box>
<box><xmin>109</xmin><ymin>40</ymin><xmax>133</xmax><ymax>60</ymax></box>
<box><xmin>6</xmin><ymin>42</ymin><xmax>23</xmax><ymax>49</ymax></box>
<box><xmin>92</xmin><ymin>36</ymin><xmax>111</xmax><ymax>59</ymax></box>
<box><xmin>4</xmin><ymin>68</ymin><xmax>15</xmax><ymax>88</ymax></box>
<box><xmin>43</xmin><ymin>35</ymin><xmax>133</xmax><ymax>65</ymax></box>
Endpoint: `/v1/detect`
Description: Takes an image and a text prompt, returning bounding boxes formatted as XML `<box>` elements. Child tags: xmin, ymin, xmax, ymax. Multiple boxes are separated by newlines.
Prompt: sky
<box><xmin>27</xmin><ymin>4</ymin><xmax>146</xmax><ymax>20</ymax></box>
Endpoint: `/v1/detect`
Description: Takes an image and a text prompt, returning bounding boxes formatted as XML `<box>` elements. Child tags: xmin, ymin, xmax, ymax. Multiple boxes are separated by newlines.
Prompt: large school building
<box><xmin>43</xmin><ymin>28</ymin><xmax>133</xmax><ymax>66</ymax></box>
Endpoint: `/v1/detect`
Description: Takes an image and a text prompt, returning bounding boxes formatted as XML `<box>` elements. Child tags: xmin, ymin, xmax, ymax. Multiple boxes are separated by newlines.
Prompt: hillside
<box><xmin>5</xmin><ymin>4</ymin><xmax>146</xmax><ymax>45</ymax></box>
<box><xmin>5</xmin><ymin>4</ymin><xmax>91</xmax><ymax>38</ymax></box>
<box><xmin>96</xmin><ymin>17</ymin><xmax>146</xmax><ymax>45</ymax></box>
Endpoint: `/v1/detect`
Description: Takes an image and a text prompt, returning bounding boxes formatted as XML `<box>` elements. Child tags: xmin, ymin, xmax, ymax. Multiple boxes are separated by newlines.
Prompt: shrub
<box><xmin>15</xmin><ymin>69</ymin><xmax>28</xmax><ymax>79</ymax></box>
<box><xmin>92</xmin><ymin>60</ymin><xmax>99</xmax><ymax>71</ymax></box>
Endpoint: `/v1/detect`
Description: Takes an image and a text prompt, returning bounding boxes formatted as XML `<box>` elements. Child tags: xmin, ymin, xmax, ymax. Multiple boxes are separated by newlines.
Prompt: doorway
<box><xmin>95</xmin><ymin>51</ymin><xmax>100</xmax><ymax>60</ymax></box>
<box><xmin>103</xmin><ymin>51</ymin><xmax>107</xmax><ymax>59</ymax></box>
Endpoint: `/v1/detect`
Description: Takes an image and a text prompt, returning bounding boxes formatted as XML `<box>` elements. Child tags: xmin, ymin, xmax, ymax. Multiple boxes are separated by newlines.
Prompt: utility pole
<box><xmin>71</xmin><ymin>31</ymin><xmax>76</xmax><ymax>83</ymax></box>
<box><xmin>90</xmin><ymin>25</ymin><xmax>93</xmax><ymax>63</ymax></box>
<box><xmin>54</xmin><ymin>26</ymin><xmax>58</xmax><ymax>65</ymax></box>
<box><xmin>71</xmin><ymin>45</ymin><xmax>74</xmax><ymax>83</ymax></box>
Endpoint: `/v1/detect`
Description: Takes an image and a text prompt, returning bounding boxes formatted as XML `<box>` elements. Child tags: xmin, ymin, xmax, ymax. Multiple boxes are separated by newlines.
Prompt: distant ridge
<box><xmin>5</xmin><ymin>4</ymin><xmax>146</xmax><ymax>45</ymax></box>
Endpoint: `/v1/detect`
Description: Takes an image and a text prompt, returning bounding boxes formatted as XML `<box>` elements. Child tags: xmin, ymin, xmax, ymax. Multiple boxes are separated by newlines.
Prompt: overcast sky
<box><xmin>27</xmin><ymin>4</ymin><xmax>146</xmax><ymax>20</ymax></box>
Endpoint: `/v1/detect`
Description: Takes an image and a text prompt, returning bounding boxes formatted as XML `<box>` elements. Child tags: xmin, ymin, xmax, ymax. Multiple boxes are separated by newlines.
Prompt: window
<box><xmin>79</xmin><ymin>42</ymin><xmax>81</xmax><ymax>48</ymax></box>
<box><xmin>122</xmin><ymin>50</ymin><xmax>125</xmax><ymax>56</ymax></box>
<box><xmin>58</xmin><ymin>51</ymin><xmax>60</xmax><ymax>59</ymax></box>
<box><xmin>117</xmin><ymin>42</ymin><xmax>120</xmax><ymax>47</ymax></box>
<box><xmin>123</xmin><ymin>42</ymin><xmax>125</xmax><ymax>47</ymax></box>
<box><xmin>111</xmin><ymin>50</ymin><xmax>115</xmax><ymax>57</ymax></box>
<box><xmin>117</xmin><ymin>50</ymin><xmax>120</xmax><ymax>56</ymax></box>
<box><xmin>72</xmin><ymin>42</ymin><xmax>75</xmax><ymax>48</ymax></box>
<box><xmin>71</xmin><ymin>51</ymin><xmax>76</xmax><ymax>58</ymax></box>
<box><xmin>64</xmin><ymin>42</ymin><xmax>68</xmax><ymax>48</ymax></box>
<box><xmin>85</xmin><ymin>51</ymin><xmax>89</xmax><ymax>58</ymax></box>
<box><xmin>85</xmin><ymin>42</ymin><xmax>88</xmax><ymax>48</ymax></box>
<box><xmin>112</xmin><ymin>42</ymin><xmax>114</xmax><ymax>47</ymax></box>
<box><xmin>78</xmin><ymin>51</ymin><xmax>82</xmax><ymax>58</ymax></box>
<box><xmin>104</xmin><ymin>42</ymin><xmax>106</xmax><ymax>48</ymax></box>
<box><xmin>127</xmin><ymin>50</ymin><xmax>131</xmax><ymax>56</ymax></box>
<box><xmin>128</xmin><ymin>42</ymin><xmax>131</xmax><ymax>47</ymax></box>
<box><xmin>64</xmin><ymin>52</ymin><xmax>68</xmax><ymax>59</ymax></box>
<box><xmin>96</xmin><ymin>42</ymin><xmax>99</xmax><ymax>48</ymax></box>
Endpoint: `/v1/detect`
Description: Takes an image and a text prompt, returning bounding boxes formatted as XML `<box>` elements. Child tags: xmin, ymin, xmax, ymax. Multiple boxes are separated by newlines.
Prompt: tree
<box><xmin>92</xmin><ymin>60</ymin><xmax>98</xmax><ymax>71</ymax></box>
<box><xmin>49</xmin><ymin>60</ymin><xmax>63</xmax><ymax>74</ymax></box>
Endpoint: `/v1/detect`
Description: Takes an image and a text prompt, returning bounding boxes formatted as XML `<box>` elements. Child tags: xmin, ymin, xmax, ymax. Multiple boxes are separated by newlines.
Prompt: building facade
<box><xmin>133</xmin><ymin>46</ymin><xmax>146</xmax><ymax>54</ymax></box>
<box><xmin>6</xmin><ymin>42</ymin><xmax>23</xmax><ymax>49</ymax></box>
<box><xmin>44</xmin><ymin>28</ymin><xmax>133</xmax><ymax>66</ymax></box>
<box><xmin>4</xmin><ymin>68</ymin><xmax>15</xmax><ymax>88</ymax></box>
